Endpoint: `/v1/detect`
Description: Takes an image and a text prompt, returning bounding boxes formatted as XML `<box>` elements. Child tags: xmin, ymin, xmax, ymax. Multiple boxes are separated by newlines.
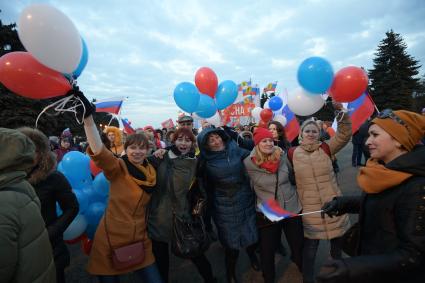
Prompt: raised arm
<box><xmin>328</xmin><ymin>102</ymin><xmax>352</xmax><ymax>155</ymax></box>
<box><xmin>84</xmin><ymin>115</ymin><xmax>103</xmax><ymax>154</ymax></box>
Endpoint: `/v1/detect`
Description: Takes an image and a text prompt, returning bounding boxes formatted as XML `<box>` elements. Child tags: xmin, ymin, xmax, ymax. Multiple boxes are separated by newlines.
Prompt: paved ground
<box><xmin>65</xmin><ymin>143</ymin><xmax>363</xmax><ymax>283</ymax></box>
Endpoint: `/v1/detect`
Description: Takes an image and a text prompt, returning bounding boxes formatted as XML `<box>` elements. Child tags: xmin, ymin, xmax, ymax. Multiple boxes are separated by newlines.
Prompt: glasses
<box><xmin>179</xmin><ymin>122</ymin><xmax>192</xmax><ymax>126</ymax></box>
<box><xmin>377</xmin><ymin>109</ymin><xmax>409</xmax><ymax>132</ymax></box>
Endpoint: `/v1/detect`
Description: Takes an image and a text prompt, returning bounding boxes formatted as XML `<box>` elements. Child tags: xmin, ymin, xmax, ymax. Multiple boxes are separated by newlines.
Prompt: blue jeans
<box><xmin>97</xmin><ymin>263</ymin><xmax>163</xmax><ymax>283</ymax></box>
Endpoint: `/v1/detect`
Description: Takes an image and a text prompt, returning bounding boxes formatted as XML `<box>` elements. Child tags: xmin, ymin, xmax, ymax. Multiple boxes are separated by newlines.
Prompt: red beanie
<box><xmin>254</xmin><ymin>127</ymin><xmax>273</xmax><ymax>145</ymax></box>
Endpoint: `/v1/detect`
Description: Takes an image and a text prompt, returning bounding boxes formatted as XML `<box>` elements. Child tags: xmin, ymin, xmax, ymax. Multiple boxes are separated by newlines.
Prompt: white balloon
<box><xmin>273</xmin><ymin>115</ymin><xmax>287</xmax><ymax>126</ymax></box>
<box><xmin>18</xmin><ymin>4</ymin><xmax>82</xmax><ymax>73</ymax></box>
<box><xmin>251</xmin><ymin>107</ymin><xmax>262</xmax><ymax>122</ymax></box>
<box><xmin>206</xmin><ymin>112</ymin><xmax>222</xmax><ymax>127</ymax></box>
<box><xmin>263</xmin><ymin>100</ymin><xmax>270</xmax><ymax>109</ymax></box>
<box><xmin>287</xmin><ymin>88</ymin><xmax>325</xmax><ymax>116</ymax></box>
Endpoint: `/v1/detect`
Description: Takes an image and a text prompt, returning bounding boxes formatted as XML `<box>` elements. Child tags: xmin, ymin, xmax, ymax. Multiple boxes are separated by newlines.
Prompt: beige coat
<box><xmin>86</xmin><ymin>147</ymin><xmax>155</xmax><ymax>275</ymax></box>
<box><xmin>293</xmin><ymin>114</ymin><xmax>352</xmax><ymax>239</ymax></box>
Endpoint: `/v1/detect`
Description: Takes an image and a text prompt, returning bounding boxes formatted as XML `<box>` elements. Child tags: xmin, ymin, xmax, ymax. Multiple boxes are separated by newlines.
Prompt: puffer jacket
<box><xmin>197</xmin><ymin>127</ymin><xmax>258</xmax><ymax>249</ymax></box>
<box><xmin>148</xmin><ymin>150</ymin><xmax>197</xmax><ymax>242</ymax></box>
<box><xmin>293</xmin><ymin>114</ymin><xmax>352</xmax><ymax>239</ymax></box>
<box><xmin>332</xmin><ymin>145</ymin><xmax>425</xmax><ymax>283</ymax></box>
<box><xmin>244</xmin><ymin>147</ymin><xmax>302</xmax><ymax>214</ymax></box>
<box><xmin>0</xmin><ymin>128</ymin><xmax>56</xmax><ymax>283</ymax></box>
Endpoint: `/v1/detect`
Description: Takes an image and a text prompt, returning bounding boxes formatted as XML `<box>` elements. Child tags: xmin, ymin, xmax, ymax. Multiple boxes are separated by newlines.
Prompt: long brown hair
<box><xmin>268</xmin><ymin>120</ymin><xmax>288</xmax><ymax>142</ymax></box>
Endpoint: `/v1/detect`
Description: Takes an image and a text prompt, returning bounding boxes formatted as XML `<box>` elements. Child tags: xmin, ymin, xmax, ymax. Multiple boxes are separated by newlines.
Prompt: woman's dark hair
<box><xmin>124</xmin><ymin>133</ymin><xmax>149</xmax><ymax>150</ymax></box>
<box><xmin>268</xmin><ymin>120</ymin><xmax>288</xmax><ymax>142</ymax></box>
<box><xmin>172</xmin><ymin>128</ymin><xmax>196</xmax><ymax>144</ymax></box>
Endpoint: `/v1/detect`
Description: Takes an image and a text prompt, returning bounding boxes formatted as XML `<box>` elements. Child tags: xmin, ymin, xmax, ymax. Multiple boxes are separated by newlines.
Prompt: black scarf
<box><xmin>121</xmin><ymin>155</ymin><xmax>155</xmax><ymax>193</ymax></box>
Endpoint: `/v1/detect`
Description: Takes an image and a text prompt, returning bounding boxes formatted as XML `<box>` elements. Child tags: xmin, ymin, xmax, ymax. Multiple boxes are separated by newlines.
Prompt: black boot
<box><xmin>246</xmin><ymin>246</ymin><xmax>260</xmax><ymax>271</ymax></box>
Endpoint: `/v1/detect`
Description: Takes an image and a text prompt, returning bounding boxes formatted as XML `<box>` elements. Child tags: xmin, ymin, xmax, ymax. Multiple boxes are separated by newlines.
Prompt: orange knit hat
<box><xmin>372</xmin><ymin>110</ymin><xmax>425</xmax><ymax>151</ymax></box>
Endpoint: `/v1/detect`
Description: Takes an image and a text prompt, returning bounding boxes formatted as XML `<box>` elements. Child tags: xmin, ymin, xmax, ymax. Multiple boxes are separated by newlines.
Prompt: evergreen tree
<box><xmin>368</xmin><ymin>30</ymin><xmax>421</xmax><ymax>110</ymax></box>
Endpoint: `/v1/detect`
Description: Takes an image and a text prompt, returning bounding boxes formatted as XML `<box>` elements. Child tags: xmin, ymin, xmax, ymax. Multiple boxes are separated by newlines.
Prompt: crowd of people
<box><xmin>1</xmin><ymin>90</ymin><xmax>424</xmax><ymax>283</ymax></box>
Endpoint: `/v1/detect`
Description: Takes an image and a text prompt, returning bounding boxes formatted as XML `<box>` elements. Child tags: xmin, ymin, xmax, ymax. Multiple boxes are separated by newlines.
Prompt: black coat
<box><xmin>34</xmin><ymin>171</ymin><xmax>79</xmax><ymax>269</ymax></box>
<box><xmin>337</xmin><ymin>146</ymin><xmax>425</xmax><ymax>283</ymax></box>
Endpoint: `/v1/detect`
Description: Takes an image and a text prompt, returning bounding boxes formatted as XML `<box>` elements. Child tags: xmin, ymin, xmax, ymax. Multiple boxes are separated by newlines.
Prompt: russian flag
<box><xmin>94</xmin><ymin>97</ymin><xmax>124</xmax><ymax>114</ymax></box>
<box><xmin>258</xmin><ymin>199</ymin><xmax>298</xmax><ymax>222</ymax></box>
<box><xmin>281</xmin><ymin>104</ymin><xmax>300</xmax><ymax>142</ymax></box>
<box><xmin>121</xmin><ymin>118</ymin><xmax>135</xmax><ymax>134</ymax></box>
<box><xmin>347</xmin><ymin>93</ymin><xmax>375</xmax><ymax>134</ymax></box>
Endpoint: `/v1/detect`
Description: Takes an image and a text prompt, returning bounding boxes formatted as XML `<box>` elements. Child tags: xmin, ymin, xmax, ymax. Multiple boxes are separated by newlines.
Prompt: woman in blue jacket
<box><xmin>197</xmin><ymin>127</ymin><xmax>258</xmax><ymax>283</ymax></box>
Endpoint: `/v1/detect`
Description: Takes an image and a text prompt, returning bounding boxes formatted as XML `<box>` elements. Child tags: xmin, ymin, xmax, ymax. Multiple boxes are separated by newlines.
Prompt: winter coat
<box><xmin>244</xmin><ymin>148</ymin><xmax>302</xmax><ymax>214</ymax></box>
<box><xmin>148</xmin><ymin>150</ymin><xmax>197</xmax><ymax>242</ymax></box>
<box><xmin>292</xmin><ymin>114</ymin><xmax>352</xmax><ymax>239</ymax></box>
<box><xmin>335</xmin><ymin>145</ymin><xmax>425</xmax><ymax>283</ymax></box>
<box><xmin>86</xmin><ymin>146</ymin><xmax>155</xmax><ymax>275</ymax></box>
<box><xmin>0</xmin><ymin>128</ymin><xmax>56</xmax><ymax>283</ymax></box>
<box><xmin>197</xmin><ymin>128</ymin><xmax>258</xmax><ymax>249</ymax></box>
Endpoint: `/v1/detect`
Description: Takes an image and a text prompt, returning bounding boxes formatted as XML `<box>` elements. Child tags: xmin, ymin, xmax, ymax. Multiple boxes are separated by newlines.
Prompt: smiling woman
<box><xmin>319</xmin><ymin>110</ymin><xmax>425</xmax><ymax>283</ymax></box>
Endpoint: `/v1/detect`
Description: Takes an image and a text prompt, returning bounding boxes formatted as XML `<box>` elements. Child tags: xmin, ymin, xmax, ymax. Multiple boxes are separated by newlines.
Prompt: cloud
<box><xmin>304</xmin><ymin>37</ymin><xmax>327</xmax><ymax>56</ymax></box>
<box><xmin>271</xmin><ymin>58</ymin><xmax>297</xmax><ymax>69</ymax></box>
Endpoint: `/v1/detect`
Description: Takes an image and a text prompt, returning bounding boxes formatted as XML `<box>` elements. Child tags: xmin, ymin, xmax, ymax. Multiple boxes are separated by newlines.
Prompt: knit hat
<box><xmin>253</xmin><ymin>127</ymin><xmax>273</xmax><ymax>145</ymax></box>
<box><xmin>372</xmin><ymin>110</ymin><xmax>425</xmax><ymax>151</ymax></box>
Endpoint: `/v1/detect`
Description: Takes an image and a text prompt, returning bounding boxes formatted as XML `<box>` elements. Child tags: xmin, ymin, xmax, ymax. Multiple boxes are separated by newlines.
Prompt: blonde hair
<box><xmin>253</xmin><ymin>145</ymin><xmax>282</xmax><ymax>166</ymax></box>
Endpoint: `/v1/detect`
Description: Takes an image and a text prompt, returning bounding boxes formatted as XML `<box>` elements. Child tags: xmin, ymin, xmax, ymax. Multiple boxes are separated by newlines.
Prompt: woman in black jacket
<box><xmin>19</xmin><ymin>127</ymin><xmax>79</xmax><ymax>283</ymax></box>
<box><xmin>318</xmin><ymin>109</ymin><xmax>425</xmax><ymax>283</ymax></box>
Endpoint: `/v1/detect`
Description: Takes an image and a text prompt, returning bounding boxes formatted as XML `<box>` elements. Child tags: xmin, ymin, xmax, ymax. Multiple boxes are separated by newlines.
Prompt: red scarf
<box><xmin>252</xmin><ymin>156</ymin><xmax>280</xmax><ymax>173</ymax></box>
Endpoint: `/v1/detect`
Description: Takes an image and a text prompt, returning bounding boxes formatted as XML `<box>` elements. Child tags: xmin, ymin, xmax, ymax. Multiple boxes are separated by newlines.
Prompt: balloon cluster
<box><xmin>287</xmin><ymin>56</ymin><xmax>369</xmax><ymax>116</ymax></box>
<box><xmin>0</xmin><ymin>4</ymin><xmax>89</xmax><ymax>99</ymax></box>
<box><xmin>57</xmin><ymin>151</ymin><xmax>109</xmax><ymax>254</ymax></box>
<box><xmin>173</xmin><ymin>67</ymin><xmax>238</xmax><ymax>122</ymax></box>
<box><xmin>250</xmin><ymin>95</ymin><xmax>287</xmax><ymax>128</ymax></box>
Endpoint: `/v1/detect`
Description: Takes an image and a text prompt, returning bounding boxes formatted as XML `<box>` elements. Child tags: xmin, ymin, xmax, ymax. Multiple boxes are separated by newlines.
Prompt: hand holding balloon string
<box><xmin>35</xmin><ymin>85</ymin><xmax>96</xmax><ymax>128</ymax></box>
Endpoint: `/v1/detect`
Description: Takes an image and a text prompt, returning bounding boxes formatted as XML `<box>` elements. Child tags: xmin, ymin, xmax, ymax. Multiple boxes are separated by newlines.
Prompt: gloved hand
<box><xmin>316</xmin><ymin>259</ymin><xmax>349</xmax><ymax>283</ymax></box>
<box><xmin>68</xmin><ymin>86</ymin><xmax>96</xmax><ymax>118</ymax></box>
<box><xmin>321</xmin><ymin>197</ymin><xmax>341</xmax><ymax>218</ymax></box>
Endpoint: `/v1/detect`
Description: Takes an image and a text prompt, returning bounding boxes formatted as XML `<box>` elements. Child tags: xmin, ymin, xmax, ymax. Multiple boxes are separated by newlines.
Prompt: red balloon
<box><xmin>195</xmin><ymin>67</ymin><xmax>218</xmax><ymax>98</ymax></box>
<box><xmin>258</xmin><ymin>120</ymin><xmax>268</xmax><ymax>128</ymax></box>
<box><xmin>81</xmin><ymin>235</ymin><xmax>93</xmax><ymax>255</ymax></box>
<box><xmin>0</xmin><ymin>51</ymin><xmax>71</xmax><ymax>99</ymax></box>
<box><xmin>90</xmin><ymin>159</ymin><xmax>102</xmax><ymax>177</ymax></box>
<box><xmin>329</xmin><ymin>66</ymin><xmax>368</xmax><ymax>102</ymax></box>
<box><xmin>260</xmin><ymin>108</ymin><xmax>273</xmax><ymax>122</ymax></box>
<box><xmin>64</xmin><ymin>233</ymin><xmax>86</xmax><ymax>245</ymax></box>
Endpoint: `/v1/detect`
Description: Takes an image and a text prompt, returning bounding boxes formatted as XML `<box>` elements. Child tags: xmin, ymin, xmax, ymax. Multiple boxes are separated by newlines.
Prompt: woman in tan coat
<box><xmin>78</xmin><ymin>91</ymin><xmax>162</xmax><ymax>283</ymax></box>
<box><xmin>291</xmin><ymin>102</ymin><xmax>351</xmax><ymax>283</ymax></box>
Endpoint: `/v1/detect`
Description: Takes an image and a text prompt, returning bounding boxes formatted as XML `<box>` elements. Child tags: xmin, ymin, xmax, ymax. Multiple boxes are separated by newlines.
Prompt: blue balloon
<box><xmin>268</xmin><ymin>96</ymin><xmax>283</xmax><ymax>111</ymax></box>
<box><xmin>92</xmin><ymin>172</ymin><xmax>110</xmax><ymax>202</ymax></box>
<box><xmin>215</xmin><ymin>80</ymin><xmax>238</xmax><ymax>110</ymax></box>
<box><xmin>56</xmin><ymin>202</ymin><xmax>63</xmax><ymax>216</ymax></box>
<box><xmin>85</xmin><ymin>202</ymin><xmax>106</xmax><ymax>225</ymax></box>
<box><xmin>195</xmin><ymin>93</ymin><xmax>217</xmax><ymax>118</ymax></box>
<box><xmin>73</xmin><ymin>188</ymin><xmax>89</xmax><ymax>214</ymax></box>
<box><xmin>297</xmin><ymin>57</ymin><xmax>334</xmax><ymax>94</ymax></box>
<box><xmin>63</xmin><ymin>214</ymin><xmax>88</xmax><ymax>241</ymax></box>
<box><xmin>61</xmin><ymin>151</ymin><xmax>91</xmax><ymax>189</ymax></box>
<box><xmin>72</xmin><ymin>37</ymin><xmax>89</xmax><ymax>79</ymax></box>
<box><xmin>80</xmin><ymin>184</ymin><xmax>98</xmax><ymax>204</ymax></box>
<box><xmin>174</xmin><ymin>82</ymin><xmax>200</xmax><ymax>113</ymax></box>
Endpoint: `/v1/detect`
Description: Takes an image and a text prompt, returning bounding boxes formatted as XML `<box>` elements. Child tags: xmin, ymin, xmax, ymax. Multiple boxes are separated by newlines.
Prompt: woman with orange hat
<box><xmin>319</xmin><ymin>109</ymin><xmax>425</xmax><ymax>283</ymax></box>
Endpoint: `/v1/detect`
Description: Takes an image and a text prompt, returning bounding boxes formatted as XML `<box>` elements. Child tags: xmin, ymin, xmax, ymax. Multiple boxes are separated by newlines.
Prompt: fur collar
<box><xmin>27</xmin><ymin>151</ymin><xmax>57</xmax><ymax>185</ymax></box>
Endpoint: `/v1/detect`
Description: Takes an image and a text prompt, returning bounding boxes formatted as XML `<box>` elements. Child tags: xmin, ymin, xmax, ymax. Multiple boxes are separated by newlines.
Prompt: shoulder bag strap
<box><xmin>274</xmin><ymin>166</ymin><xmax>279</xmax><ymax>200</ymax></box>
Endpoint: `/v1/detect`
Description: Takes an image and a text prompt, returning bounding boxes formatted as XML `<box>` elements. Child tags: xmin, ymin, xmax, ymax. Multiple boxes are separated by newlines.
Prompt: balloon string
<box><xmin>35</xmin><ymin>95</ymin><xmax>86</xmax><ymax>128</ymax></box>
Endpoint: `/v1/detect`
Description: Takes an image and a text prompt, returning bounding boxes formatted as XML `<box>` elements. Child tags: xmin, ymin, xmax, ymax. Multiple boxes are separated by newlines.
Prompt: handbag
<box><xmin>171</xmin><ymin>178</ymin><xmax>210</xmax><ymax>258</ymax></box>
<box><xmin>105</xmin><ymin>192</ymin><xmax>146</xmax><ymax>270</ymax></box>
<box><xmin>256</xmin><ymin>169</ymin><xmax>280</xmax><ymax>229</ymax></box>
<box><xmin>342</xmin><ymin>222</ymin><xmax>360</xmax><ymax>256</ymax></box>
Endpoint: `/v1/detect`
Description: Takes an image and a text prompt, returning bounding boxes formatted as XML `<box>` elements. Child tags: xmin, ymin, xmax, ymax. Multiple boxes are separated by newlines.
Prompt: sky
<box><xmin>2</xmin><ymin>0</ymin><xmax>425</xmax><ymax>128</ymax></box>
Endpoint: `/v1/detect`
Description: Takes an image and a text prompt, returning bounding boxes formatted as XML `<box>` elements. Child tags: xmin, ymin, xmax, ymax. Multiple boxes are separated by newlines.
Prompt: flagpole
<box><xmin>366</xmin><ymin>92</ymin><xmax>380</xmax><ymax>113</ymax></box>
<box><xmin>298</xmin><ymin>210</ymin><xmax>323</xmax><ymax>216</ymax></box>
<box><xmin>107</xmin><ymin>115</ymin><xmax>115</xmax><ymax>126</ymax></box>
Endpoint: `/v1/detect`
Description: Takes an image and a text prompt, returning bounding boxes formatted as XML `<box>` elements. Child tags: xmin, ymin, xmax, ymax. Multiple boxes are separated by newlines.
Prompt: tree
<box><xmin>368</xmin><ymin>30</ymin><xmax>421</xmax><ymax>110</ymax></box>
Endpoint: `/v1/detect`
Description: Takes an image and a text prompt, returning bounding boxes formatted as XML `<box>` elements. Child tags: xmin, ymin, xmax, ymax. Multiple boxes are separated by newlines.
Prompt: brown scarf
<box><xmin>299</xmin><ymin>142</ymin><xmax>321</xmax><ymax>152</ymax></box>
<box><xmin>357</xmin><ymin>159</ymin><xmax>413</xmax><ymax>193</ymax></box>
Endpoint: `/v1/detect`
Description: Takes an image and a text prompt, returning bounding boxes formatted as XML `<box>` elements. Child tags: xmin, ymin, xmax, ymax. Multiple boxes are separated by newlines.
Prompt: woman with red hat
<box><xmin>319</xmin><ymin>109</ymin><xmax>425</xmax><ymax>283</ymax></box>
<box><xmin>244</xmin><ymin>127</ymin><xmax>304</xmax><ymax>283</ymax></box>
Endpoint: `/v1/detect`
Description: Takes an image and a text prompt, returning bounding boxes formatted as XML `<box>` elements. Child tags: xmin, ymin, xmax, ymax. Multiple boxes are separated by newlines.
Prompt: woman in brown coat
<box><xmin>291</xmin><ymin>102</ymin><xmax>351</xmax><ymax>283</ymax></box>
<box><xmin>79</xmin><ymin>91</ymin><xmax>163</xmax><ymax>283</ymax></box>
